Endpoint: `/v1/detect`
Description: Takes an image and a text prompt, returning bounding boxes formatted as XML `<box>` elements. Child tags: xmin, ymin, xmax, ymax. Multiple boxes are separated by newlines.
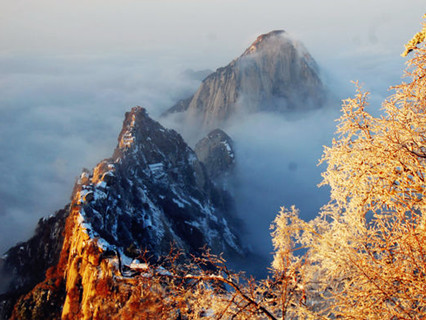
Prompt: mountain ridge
<box><xmin>0</xmin><ymin>107</ymin><xmax>245</xmax><ymax>319</ymax></box>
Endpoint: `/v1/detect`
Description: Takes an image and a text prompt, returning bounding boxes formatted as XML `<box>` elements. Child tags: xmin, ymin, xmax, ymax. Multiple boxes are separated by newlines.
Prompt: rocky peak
<box><xmin>0</xmin><ymin>207</ymin><xmax>69</xmax><ymax>319</ymax></box>
<box><xmin>195</xmin><ymin>129</ymin><xmax>235</xmax><ymax>181</ymax></box>
<box><xmin>114</xmin><ymin>106</ymin><xmax>187</xmax><ymax>163</ymax></box>
<box><xmin>0</xmin><ymin>107</ymin><xmax>245</xmax><ymax>319</ymax></box>
<box><xmin>75</xmin><ymin>107</ymin><xmax>242</xmax><ymax>258</ymax></box>
<box><xmin>163</xmin><ymin>30</ymin><xmax>327</xmax><ymax>130</ymax></box>
<box><xmin>242</xmin><ymin>30</ymin><xmax>286</xmax><ymax>56</ymax></box>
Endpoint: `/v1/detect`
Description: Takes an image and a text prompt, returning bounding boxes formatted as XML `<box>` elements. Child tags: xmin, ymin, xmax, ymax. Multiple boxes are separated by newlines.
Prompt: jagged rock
<box><xmin>195</xmin><ymin>129</ymin><xmax>235</xmax><ymax>180</ymax></box>
<box><xmin>164</xmin><ymin>30</ymin><xmax>326</xmax><ymax>129</ymax></box>
<box><xmin>80</xmin><ymin>106</ymin><xmax>244</xmax><ymax>258</ymax></box>
<box><xmin>0</xmin><ymin>107</ymin><xmax>245</xmax><ymax>319</ymax></box>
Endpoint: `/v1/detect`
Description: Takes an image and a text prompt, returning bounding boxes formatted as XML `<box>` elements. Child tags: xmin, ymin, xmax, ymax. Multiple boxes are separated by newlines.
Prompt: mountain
<box><xmin>164</xmin><ymin>30</ymin><xmax>327</xmax><ymax>130</ymax></box>
<box><xmin>0</xmin><ymin>107</ymin><xmax>244</xmax><ymax>319</ymax></box>
<box><xmin>194</xmin><ymin>129</ymin><xmax>235</xmax><ymax>181</ymax></box>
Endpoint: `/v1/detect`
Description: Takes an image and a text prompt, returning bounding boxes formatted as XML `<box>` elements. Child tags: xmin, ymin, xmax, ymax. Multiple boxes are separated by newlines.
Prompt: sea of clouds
<box><xmin>0</xmin><ymin>0</ymin><xmax>424</xmax><ymax>259</ymax></box>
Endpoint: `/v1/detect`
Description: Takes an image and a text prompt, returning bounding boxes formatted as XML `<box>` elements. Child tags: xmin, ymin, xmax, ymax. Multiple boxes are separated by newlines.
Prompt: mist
<box><xmin>0</xmin><ymin>54</ymin><xmax>202</xmax><ymax>253</ymax></box>
<box><xmin>164</xmin><ymin>97</ymin><xmax>340</xmax><ymax>275</ymax></box>
<box><xmin>227</xmin><ymin>108</ymin><xmax>337</xmax><ymax>254</ymax></box>
<box><xmin>0</xmin><ymin>0</ymin><xmax>424</xmax><ymax>257</ymax></box>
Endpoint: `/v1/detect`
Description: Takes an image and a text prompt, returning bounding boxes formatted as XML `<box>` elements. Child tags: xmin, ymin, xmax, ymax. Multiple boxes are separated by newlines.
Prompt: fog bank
<box><xmin>0</xmin><ymin>0</ymin><xmax>424</xmax><ymax>255</ymax></box>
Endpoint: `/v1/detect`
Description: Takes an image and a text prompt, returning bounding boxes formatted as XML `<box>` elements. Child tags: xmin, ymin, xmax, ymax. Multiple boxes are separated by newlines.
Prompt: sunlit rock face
<box><xmin>165</xmin><ymin>30</ymin><xmax>326</xmax><ymax>130</ymax></box>
<box><xmin>0</xmin><ymin>107</ymin><xmax>244</xmax><ymax>319</ymax></box>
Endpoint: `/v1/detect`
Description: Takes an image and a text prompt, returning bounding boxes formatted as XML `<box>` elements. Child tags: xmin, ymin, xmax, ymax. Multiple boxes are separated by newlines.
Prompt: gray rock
<box><xmin>164</xmin><ymin>30</ymin><xmax>327</xmax><ymax>129</ymax></box>
<box><xmin>195</xmin><ymin>129</ymin><xmax>235</xmax><ymax>180</ymax></box>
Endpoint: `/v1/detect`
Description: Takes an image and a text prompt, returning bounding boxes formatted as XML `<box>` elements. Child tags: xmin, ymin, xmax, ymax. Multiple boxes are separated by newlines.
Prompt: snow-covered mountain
<box><xmin>78</xmin><ymin>106</ymin><xmax>242</xmax><ymax>258</ymax></box>
<box><xmin>164</xmin><ymin>30</ymin><xmax>327</xmax><ymax>130</ymax></box>
<box><xmin>0</xmin><ymin>107</ymin><xmax>244</xmax><ymax>319</ymax></box>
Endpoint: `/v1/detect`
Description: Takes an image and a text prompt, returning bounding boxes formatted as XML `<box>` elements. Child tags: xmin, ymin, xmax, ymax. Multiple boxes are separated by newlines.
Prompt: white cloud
<box><xmin>0</xmin><ymin>0</ymin><xmax>424</xmax><ymax>254</ymax></box>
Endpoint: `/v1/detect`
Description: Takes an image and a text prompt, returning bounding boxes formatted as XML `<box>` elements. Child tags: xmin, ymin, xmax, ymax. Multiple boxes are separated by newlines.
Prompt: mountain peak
<box><xmin>195</xmin><ymin>128</ymin><xmax>235</xmax><ymax>181</ymax></box>
<box><xmin>117</xmin><ymin>106</ymin><xmax>146</xmax><ymax>150</ymax></box>
<box><xmin>243</xmin><ymin>30</ymin><xmax>286</xmax><ymax>55</ymax></box>
<box><xmin>113</xmin><ymin>106</ymin><xmax>184</xmax><ymax>163</ymax></box>
<box><xmin>0</xmin><ymin>107</ymin><xmax>245</xmax><ymax>318</ymax></box>
<box><xmin>163</xmin><ymin>30</ymin><xmax>327</xmax><ymax>130</ymax></box>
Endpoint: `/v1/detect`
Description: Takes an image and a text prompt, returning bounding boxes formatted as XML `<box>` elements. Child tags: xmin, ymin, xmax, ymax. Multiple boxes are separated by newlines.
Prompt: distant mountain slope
<box><xmin>164</xmin><ymin>30</ymin><xmax>327</xmax><ymax>129</ymax></box>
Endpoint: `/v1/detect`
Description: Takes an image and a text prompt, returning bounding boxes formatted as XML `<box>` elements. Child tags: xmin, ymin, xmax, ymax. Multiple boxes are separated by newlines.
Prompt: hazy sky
<box><xmin>0</xmin><ymin>0</ymin><xmax>425</xmax><ymax>254</ymax></box>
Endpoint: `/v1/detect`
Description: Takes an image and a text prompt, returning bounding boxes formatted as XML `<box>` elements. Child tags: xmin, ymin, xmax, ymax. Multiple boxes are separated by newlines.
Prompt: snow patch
<box><xmin>221</xmin><ymin>141</ymin><xmax>234</xmax><ymax>159</ymax></box>
<box><xmin>93</xmin><ymin>188</ymin><xmax>107</xmax><ymax>201</ymax></box>
<box><xmin>188</xmin><ymin>152</ymin><xmax>198</xmax><ymax>163</ymax></box>
<box><xmin>96</xmin><ymin>181</ymin><xmax>107</xmax><ymax>189</ymax></box>
<box><xmin>156</xmin><ymin>266</ymin><xmax>172</xmax><ymax>276</ymax></box>
<box><xmin>119</xmin><ymin>249</ymin><xmax>134</xmax><ymax>267</ymax></box>
<box><xmin>149</xmin><ymin>163</ymin><xmax>164</xmax><ymax>172</ymax></box>
<box><xmin>121</xmin><ymin>132</ymin><xmax>134</xmax><ymax>148</ymax></box>
<box><xmin>221</xmin><ymin>218</ymin><xmax>243</xmax><ymax>254</ymax></box>
<box><xmin>96</xmin><ymin>237</ymin><xmax>114</xmax><ymax>251</ymax></box>
<box><xmin>130</xmin><ymin>261</ymin><xmax>149</xmax><ymax>270</ymax></box>
<box><xmin>172</xmin><ymin>198</ymin><xmax>185</xmax><ymax>208</ymax></box>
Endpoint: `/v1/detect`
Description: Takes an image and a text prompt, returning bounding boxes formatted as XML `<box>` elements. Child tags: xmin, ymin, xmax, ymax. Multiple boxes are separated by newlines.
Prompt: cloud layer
<box><xmin>0</xmin><ymin>0</ymin><xmax>424</xmax><ymax>255</ymax></box>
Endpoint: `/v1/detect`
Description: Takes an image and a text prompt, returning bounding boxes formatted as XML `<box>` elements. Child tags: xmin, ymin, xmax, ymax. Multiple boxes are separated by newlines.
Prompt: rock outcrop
<box><xmin>194</xmin><ymin>129</ymin><xmax>235</xmax><ymax>181</ymax></box>
<box><xmin>164</xmin><ymin>30</ymin><xmax>326</xmax><ymax>130</ymax></box>
<box><xmin>0</xmin><ymin>107</ymin><xmax>244</xmax><ymax>319</ymax></box>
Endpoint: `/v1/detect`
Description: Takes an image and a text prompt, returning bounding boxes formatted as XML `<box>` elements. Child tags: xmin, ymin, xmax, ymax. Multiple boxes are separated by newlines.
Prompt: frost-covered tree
<box><xmin>270</xmin><ymin>16</ymin><xmax>426</xmax><ymax>319</ymax></box>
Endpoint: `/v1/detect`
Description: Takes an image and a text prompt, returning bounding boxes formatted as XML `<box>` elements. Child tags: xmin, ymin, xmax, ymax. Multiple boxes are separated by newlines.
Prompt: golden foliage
<box><xmin>297</xmin><ymin>17</ymin><xmax>426</xmax><ymax>319</ymax></box>
<box><xmin>116</xmin><ymin>247</ymin><xmax>311</xmax><ymax>320</ymax></box>
<box><xmin>402</xmin><ymin>14</ymin><xmax>426</xmax><ymax>57</ymax></box>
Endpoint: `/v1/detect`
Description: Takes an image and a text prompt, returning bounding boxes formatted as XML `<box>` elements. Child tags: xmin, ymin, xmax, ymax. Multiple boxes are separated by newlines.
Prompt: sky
<box><xmin>0</xmin><ymin>0</ymin><xmax>425</xmax><ymax>256</ymax></box>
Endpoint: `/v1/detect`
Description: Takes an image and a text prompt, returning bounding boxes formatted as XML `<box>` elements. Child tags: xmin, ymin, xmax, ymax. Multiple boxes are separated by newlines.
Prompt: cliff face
<box><xmin>165</xmin><ymin>30</ymin><xmax>326</xmax><ymax>130</ymax></box>
<box><xmin>0</xmin><ymin>107</ymin><xmax>244</xmax><ymax>319</ymax></box>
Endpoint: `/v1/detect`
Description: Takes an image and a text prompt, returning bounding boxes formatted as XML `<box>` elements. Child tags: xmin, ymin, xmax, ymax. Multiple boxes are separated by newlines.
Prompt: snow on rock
<box><xmin>172</xmin><ymin>198</ymin><xmax>186</xmax><ymax>208</ymax></box>
<box><xmin>129</xmin><ymin>261</ymin><xmax>149</xmax><ymax>271</ymax></box>
<box><xmin>0</xmin><ymin>105</ymin><xmax>246</xmax><ymax>320</ymax></box>
<box><xmin>68</xmin><ymin>106</ymin><xmax>245</xmax><ymax>263</ymax></box>
<box><xmin>148</xmin><ymin>163</ymin><xmax>164</xmax><ymax>172</ymax></box>
<box><xmin>0</xmin><ymin>107</ymin><xmax>247</xmax><ymax>320</ymax></box>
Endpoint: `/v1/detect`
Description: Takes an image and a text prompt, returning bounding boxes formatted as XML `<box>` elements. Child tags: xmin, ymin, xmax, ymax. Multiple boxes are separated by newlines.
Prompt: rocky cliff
<box><xmin>194</xmin><ymin>129</ymin><xmax>235</xmax><ymax>181</ymax></box>
<box><xmin>164</xmin><ymin>30</ymin><xmax>326</xmax><ymax>130</ymax></box>
<box><xmin>0</xmin><ymin>107</ymin><xmax>244</xmax><ymax>319</ymax></box>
